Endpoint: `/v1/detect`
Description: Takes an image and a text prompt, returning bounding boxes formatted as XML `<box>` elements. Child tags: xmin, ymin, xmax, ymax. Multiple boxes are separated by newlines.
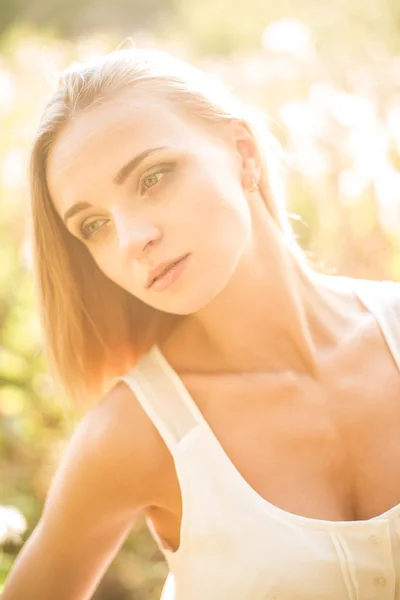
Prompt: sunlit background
<box><xmin>1</xmin><ymin>0</ymin><xmax>400</xmax><ymax>597</ymax></box>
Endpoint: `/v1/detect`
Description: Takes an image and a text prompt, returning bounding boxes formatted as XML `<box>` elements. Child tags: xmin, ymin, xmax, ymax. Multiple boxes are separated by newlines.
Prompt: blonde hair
<box><xmin>29</xmin><ymin>47</ymin><xmax>307</xmax><ymax>404</ymax></box>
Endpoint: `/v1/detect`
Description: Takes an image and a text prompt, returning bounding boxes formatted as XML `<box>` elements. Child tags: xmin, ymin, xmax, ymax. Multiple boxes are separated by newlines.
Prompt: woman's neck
<box><xmin>161</xmin><ymin>205</ymin><xmax>361</xmax><ymax>379</ymax></box>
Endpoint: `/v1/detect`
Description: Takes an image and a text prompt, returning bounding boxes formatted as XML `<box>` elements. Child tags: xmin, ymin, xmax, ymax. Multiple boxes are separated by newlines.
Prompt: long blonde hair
<box><xmin>29</xmin><ymin>47</ymin><xmax>307</xmax><ymax>404</ymax></box>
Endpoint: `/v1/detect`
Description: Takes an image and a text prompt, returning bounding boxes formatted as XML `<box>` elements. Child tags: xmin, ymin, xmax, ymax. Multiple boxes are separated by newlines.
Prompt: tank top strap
<box><xmin>314</xmin><ymin>273</ymin><xmax>400</xmax><ymax>366</ymax></box>
<box><xmin>117</xmin><ymin>345</ymin><xmax>201</xmax><ymax>456</ymax></box>
<box><xmin>353</xmin><ymin>277</ymin><xmax>400</xmax><ymax>368</ymax></box>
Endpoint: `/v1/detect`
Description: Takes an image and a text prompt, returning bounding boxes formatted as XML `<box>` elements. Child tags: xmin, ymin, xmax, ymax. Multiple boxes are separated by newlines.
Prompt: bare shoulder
<box><xmin>86</xmin><ymin>379</ymin><xmax>162</xmax><ymax>462</ymax></box>
<box><xmin>73</xmin><ymin>380</ymin><xmax>169</xmax><ymax>507</ymax></box>
<box><xmin>42</xmin><ymin>380</ymin><xmax>169</xmax><ymax>524</ymax></box>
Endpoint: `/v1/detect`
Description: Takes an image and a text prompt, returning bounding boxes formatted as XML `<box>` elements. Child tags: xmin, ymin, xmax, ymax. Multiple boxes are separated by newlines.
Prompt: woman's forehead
<box><xmin>50</xmin><ymin>93</ymin><xmax>190</xmax><ymax>166</ymax></box>
<box><xmin>46</xmin><ymin>90</ymin><xmax>219</xmax><ymax>214</ymax></box>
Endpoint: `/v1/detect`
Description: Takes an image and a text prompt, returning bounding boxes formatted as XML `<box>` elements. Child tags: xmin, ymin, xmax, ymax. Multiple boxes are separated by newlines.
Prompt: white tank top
<box><xmin>118</xmin><ymin>276</ymin><xmax>400</xmax><ymax>600</ymax></box>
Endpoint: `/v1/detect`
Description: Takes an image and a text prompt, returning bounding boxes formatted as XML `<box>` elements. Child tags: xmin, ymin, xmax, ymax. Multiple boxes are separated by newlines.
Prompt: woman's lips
<box><xmin>149</xmin><ymin>254</ymin><xmax>190</xmax><ymax>292</ymax></box>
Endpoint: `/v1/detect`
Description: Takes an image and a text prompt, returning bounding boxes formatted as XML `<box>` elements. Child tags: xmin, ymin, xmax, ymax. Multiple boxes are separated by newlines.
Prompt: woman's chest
<box><xmin>158</xmin><ymin>367</ymin><xmax>400</xmax><ymax>598</ymax></box>
<box><xmin>180</xmin><ymin>330</ymin><xmax>400</xmax><ymax>522</ymax></box>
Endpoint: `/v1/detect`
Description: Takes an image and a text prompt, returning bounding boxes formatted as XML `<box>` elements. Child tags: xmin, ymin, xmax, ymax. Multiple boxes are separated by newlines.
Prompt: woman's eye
<box><xmin>139</xmin><ymin>164</ymin><xmax>175</xmax><ymax>195</ymax></box>
<box><xmin>80</xmin><ymin>218</ymin><xmax>109</xmax><ymax>240</ymax></box>
<box><xmin>142</xmin><ymin>172</ymin><xmax>163</xmax><ymax>190</ymax></box>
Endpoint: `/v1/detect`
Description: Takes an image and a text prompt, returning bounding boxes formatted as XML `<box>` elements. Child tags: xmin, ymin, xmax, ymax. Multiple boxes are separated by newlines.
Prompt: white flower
<box><xmin>0</xmin><ymin>506</ymin><xmax>27</xmax><ymax>545</ymax></box>
<box><xmin>262</xmin><ymin>20</ymin><xmax>315</xmax><ymax>60</ymax></box>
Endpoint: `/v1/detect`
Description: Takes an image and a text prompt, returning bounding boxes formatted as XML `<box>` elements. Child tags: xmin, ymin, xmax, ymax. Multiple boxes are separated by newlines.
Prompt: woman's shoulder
<box><xmin>71</xmin><ymin>380</ymin><xmax>171</xmax><ymax>509</ymax></box>
<box><xmin>352</xmin><ymin>276</ymin><xmax>400</xmax><ymax>307</ymax></box>
<box><xmin>317</xmin><ymin>272</ymin><xmax>400</xmax><ymax>303</ymax></box>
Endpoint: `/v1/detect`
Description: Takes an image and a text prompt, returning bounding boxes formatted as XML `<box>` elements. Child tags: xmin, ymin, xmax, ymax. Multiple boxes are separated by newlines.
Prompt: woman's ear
<box><xmin>228</xmin><ymin>119</ymin><xmax>262</xmax><ymax>188</ymax></box>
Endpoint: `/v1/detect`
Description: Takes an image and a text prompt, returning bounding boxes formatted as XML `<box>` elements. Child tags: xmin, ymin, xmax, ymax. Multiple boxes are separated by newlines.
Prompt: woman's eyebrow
<box><xmin>63</xmin><ymin>201</ymin><xmax>92</xmax><ymax>225</ymax></box>
<box><xmin>113</xmin><ymin>145</ymin><xmax>168</xmax><ymax>186</ymax></box>
<box><xmin>63</xmin><ymin>145</ymin><xmax>169</xmax><ymax>225</ymax></box>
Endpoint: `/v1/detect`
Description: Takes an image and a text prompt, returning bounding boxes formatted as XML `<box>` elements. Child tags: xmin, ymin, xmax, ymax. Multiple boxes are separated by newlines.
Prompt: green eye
<box><xmin>142</xmin><ymin>171</ymin><xmax>164</xmax><ymax>190</ymax></box>
<box><xmin>139</xmin><ymin>163</ymin><xmax>176</xmax><ymax>194</ymax></box>
<box><xmin>80</xmin><ymin>218</ymin><xmax>109</xmax><ymax>240</ymax></box>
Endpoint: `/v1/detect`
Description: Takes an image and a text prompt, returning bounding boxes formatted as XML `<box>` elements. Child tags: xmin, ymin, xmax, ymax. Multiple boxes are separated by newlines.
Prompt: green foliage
<box><xmin>173</xmin><ymin>0</ymin><xmax>400</xmax><ymax>56</ymax></box>
<box><xmin>0</xmin><ymin>0</ymin><xmax>175</xmax><ymax>37</ymax></box>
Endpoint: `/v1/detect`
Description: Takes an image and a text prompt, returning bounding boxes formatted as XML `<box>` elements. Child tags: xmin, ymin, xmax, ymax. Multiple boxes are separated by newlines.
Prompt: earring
<box><xmin>247</xmin><ymin>176</ymin><xmax>259</xmax><ymax>192</ymax></box>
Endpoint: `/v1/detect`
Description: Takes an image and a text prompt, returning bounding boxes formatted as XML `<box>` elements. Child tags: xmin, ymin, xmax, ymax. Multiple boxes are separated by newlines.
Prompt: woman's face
<box><xmin>47</xmin><ymin>89</ymin><xmax>255</xmax><ymax>315</ymax></box>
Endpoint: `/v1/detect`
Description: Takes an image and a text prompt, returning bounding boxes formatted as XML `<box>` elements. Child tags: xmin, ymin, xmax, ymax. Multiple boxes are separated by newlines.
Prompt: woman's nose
<box><xmin>116</xmin><ymin>219</ymin><xmax>161</xmax><ymax>260</ymax></box>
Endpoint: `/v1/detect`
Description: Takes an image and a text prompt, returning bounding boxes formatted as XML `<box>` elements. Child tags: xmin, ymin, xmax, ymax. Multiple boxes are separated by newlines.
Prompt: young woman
<box><xmin>3</xmin><ymin>47</ymin><xmax>400</xmax><ymax>600</ymax></box>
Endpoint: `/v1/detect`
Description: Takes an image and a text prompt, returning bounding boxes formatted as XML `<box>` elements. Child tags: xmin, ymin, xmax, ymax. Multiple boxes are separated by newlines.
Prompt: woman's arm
<box><xmin>1</xmin><ymin>382</ymin><xmax>158</xmax><ymax>600</ymax></box>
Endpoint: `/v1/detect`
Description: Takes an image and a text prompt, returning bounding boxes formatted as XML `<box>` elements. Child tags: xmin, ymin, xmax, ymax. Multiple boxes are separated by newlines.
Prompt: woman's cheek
<box><xmin>92</xmin><ymin>247</ymin><xmax>119</xmax><ymax>282</ymax></box>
